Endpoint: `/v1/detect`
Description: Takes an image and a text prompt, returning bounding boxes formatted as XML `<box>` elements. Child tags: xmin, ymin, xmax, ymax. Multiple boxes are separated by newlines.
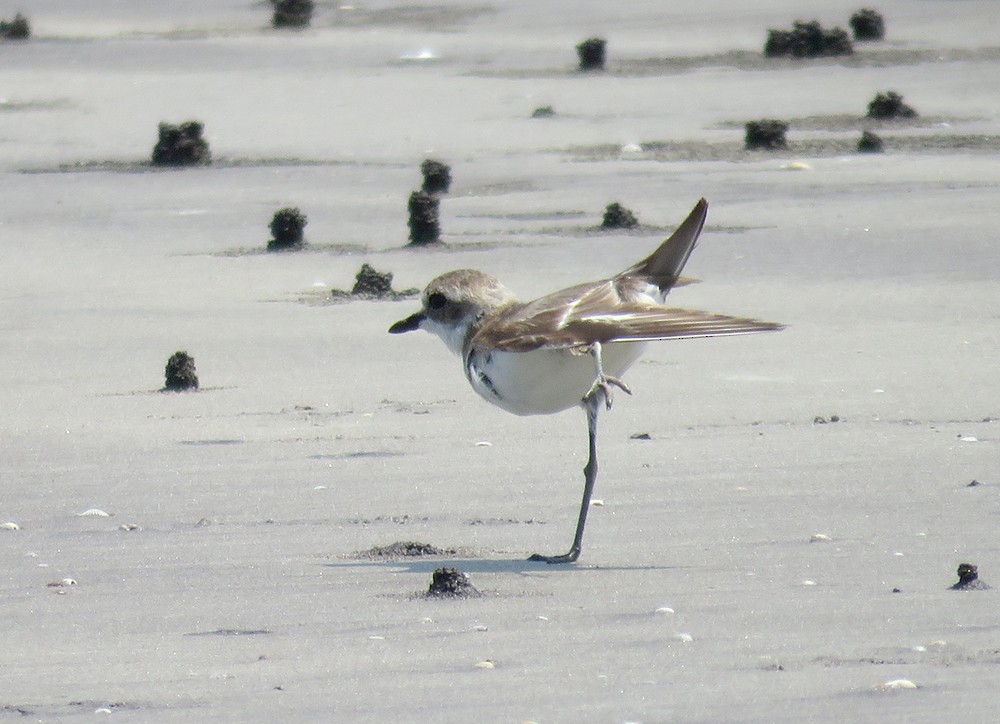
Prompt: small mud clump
<box><xmin>857</xmin><ymin>130</ymin><xmax>884</xmax><ymax>153</ymax></box>
<box><xmin>576</xmin><ymin>37</ymin><xmax>607</xmax><ymax>71</ymax></box>
<box><xmin>426</xmin><ymin>567</ymin><xmax>482</xmax><ymax>598</ymax></box>
<box><xmin>0</xmin><ymin>12</ymin><xmax>30</xmax><ymax>40</ymax></box>
<box><xmin>950</xmin><ymin>563</ymin><xmax>990</xmax><ymax>591</ymax></box>
<box><xmin>360</xmin><ymin>541</ymin><xmax>454</xmax><ymax>559</ymax></box>
<box><xmin>867</xmin><ymin>91</ymin><xmax>917</xmax><ymax>119</ymax></box>
<box><xmin>151</xmin><ymin>121</ymin><xmax>211</xmax><ymax>166</ymax></box>
<box><xmin>271</xmin><ymin>0</ymin><xmax>314</xmax><ymax>28</ymax></box>
<box><xmin>764</xmin><ymin>20</ymin><xmax>853</xmax><ymax>58</ymax></box>
<box><xmin>531</xmin><ymin>106</ymin><xmax>555</xmax><ymax>118</ymax></box>
<box><xmin>601</xmin><ymin>202</ymin><xmax>639</xmax><ymax>229</ymax></box>
<box><xmin>330</xmin><ymin>264</ymin><xmax>419</xmax><ymax>301</ymax></box>
<box><xmin>420</xmin><ymin>159</ymin><xmax>452</xmax><ymax>195</ymax></box>
<box><xmin>407</xmin><ymin>190</ymin><xmax>441</xmax><ymax>245</ymax></box>
<box><xmin>163</xmin><ymin>351</ymin><xmax>198</xmax><ymax>392</ymax></box>
<box><xmin>850</xmin><ymin>9</ymin><xmax>885</xmax><ymax>41</ymax></box>
<box><xmin>267</xmin><ymin>207</ymin><xmax>307</xmax><ymax>251</ymax></box>
<box><xmin>745</xmin><ymin>120</ymin><xmax>789</xmax><ymax>150</ymax></box>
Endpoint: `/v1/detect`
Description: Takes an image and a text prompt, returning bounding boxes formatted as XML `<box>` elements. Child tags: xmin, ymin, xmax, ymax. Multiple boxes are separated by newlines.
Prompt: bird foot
<box><xmin>528</xmin><ymin>548</ymin><xmax>581</xmax><ymax>564</ymax></box>
<box><xmin>586</xmin><ymin>374</ymin><xmax>632</xmax><ymax>410</ymax></box>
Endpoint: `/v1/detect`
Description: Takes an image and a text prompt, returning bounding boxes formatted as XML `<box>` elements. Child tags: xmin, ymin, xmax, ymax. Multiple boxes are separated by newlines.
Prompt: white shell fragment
<box><xmin>474</xmin><ymin>660</ymin><xmax>496</xmax><ymax>669</ymax></box>
<box><xmin>674</xmin><ymin>633</ymin><xmax>694</xmax><ymax>643</ymax></box>
<box><xmin>119</xmin><ymin>523</ymin><xmax>141</xmax><ymax>532</ymax></box>
<box><xmin>77</xmin><ymin>508</ymin><xmax>112</xmax><ymax>517</ymax></box>
<box><xmin>621</xmin><ymin>143</ymin><xmax>644</xmax><ymax>154</ymax></box>
<box><xmin>590</xmin><ymin>499</ymin><xmax>605</xmax><ymax>507</ymax></box>
<box><xmin>47</xmin><ymin>578</ymin><xmax>77</xmax><ymax>587</ymax></box>
<box><xmin>1</xmin><ymin>521</ymin><xmax>20</xmax><ymax>531</ymax></box>
<box><xmin>654</xmin><ymin>607</ymin><xmax>675</xmax><ymax>615</ymax></box>
<box><xmin>802</xmin><ymin>580</ymin><xmax>818</xmax><ymax>586</ymax></box>
<box><xmin>809</xmin><ymin>533</ymin><xmax>831</xmax><ymax>542</ymax></box>
<box><xmin>475</xmin><ymin>441</ymin><xmax>492</xmax><ymax>447</ymax></box>
<box><xmin>876</xmin><ymin>679</ymin><xmax>917</xmax><ymax>691</ymax></box>
<box><xmin>783</xmin><ymin>161</ymin><xmax>812</xmax><ymax>171</ymax></box>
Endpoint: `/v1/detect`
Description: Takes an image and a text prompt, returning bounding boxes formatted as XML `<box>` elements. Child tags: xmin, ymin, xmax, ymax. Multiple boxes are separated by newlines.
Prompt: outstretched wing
<box><xmin>474</xmin><ymin>279</ymin><xmax>782</xmax><ymax>353</ymax></box>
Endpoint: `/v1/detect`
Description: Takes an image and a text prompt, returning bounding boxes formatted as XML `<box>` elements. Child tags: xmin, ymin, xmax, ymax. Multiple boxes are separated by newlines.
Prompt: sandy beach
<box><xmin>2</xmin><ymin>1</ymin><xmax>999</xmax><ymax>721</ymax></box>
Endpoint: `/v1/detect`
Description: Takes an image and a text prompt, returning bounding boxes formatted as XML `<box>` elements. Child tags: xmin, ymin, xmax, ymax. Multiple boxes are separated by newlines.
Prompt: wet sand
<box><xmin>2</xmin><ymin>1</ymin><xmax>999</xmax><ymax>721</ymax></box>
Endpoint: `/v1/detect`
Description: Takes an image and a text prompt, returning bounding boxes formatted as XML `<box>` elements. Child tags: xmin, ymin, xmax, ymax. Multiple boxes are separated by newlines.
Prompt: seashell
<box><xmin>809</xmin><ymin>533</ymin><xmax>831</xmax><ymax>542</ymax></box>
<box><xmin>655</xmin><ymin>607</ymin><xmax>675</xmax><ymax>614</ymax></box>
<box><xmin>475</xmin><ymin>441</ymin><xmax>492</xmax><ymax>447</ymax></box>
<box><xmin>621</xmin><ymin>143</ymin><xmax>644</xmax><ymax>154</ymax></box>
<box><xmin>1</xmin><ymin>521</ymin><xmax>20</xmax><ymax>531</ymax></box>
<box><xmin>119</xmin><ymin>523</ymin><xmax>141</xmax><ymax>532</ymax></box>
<box><xmin>590</xmin><ymin>499</ymin><xmax>605</xmax><ymax>506</ymax></box>
<box><xmin>802</xmin><ymin>580</ymin><xmax>817</xmax><ymax>586</ymax></box>
<box><xmin>474</xmin><ymin>660</ymin><xmax>495</xmax><ymax>669</ymax></box>
<box><xmin>77</xmin><ymin>508</ymin><xmax>111</xmax><ymax>517</ymax></box>
<box><xmin>674</xmin><ymin>633</ymin><xmax>693</xmax><ymax>643</ymax></box>
<box><xmin>782</xmin><ymin>161</ymin><xmax>812</xmax><ymax>171</ymax></box>
<box><xmin>47</xmin><ymin>578</ymin><xmax>77</xmax><ymax>587</ymax></box>
<box><xmin>876</xmin><ymin>679</ymin><xmax>917</xmax><ymax>690</ymax></box>
<box><xmin>419</xmin><ymin>617</ymin><xmax>434</xmax><ymax>624</ymax></box>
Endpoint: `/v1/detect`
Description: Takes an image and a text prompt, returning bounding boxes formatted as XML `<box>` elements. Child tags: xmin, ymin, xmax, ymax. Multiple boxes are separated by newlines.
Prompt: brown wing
<box><xmin>474</xmin><ymin>279</ymin><xmax>782</xmax><ymax>353</ymax></box>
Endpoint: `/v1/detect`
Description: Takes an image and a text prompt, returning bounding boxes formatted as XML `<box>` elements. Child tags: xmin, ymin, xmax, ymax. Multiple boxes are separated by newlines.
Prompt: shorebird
<box><xmin>390</xmin><ymin>199</ymin><xmax>782</xmax><ymax>563</ymax></box>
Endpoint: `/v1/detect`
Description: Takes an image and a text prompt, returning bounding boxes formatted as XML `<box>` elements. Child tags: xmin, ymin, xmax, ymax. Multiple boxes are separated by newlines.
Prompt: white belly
<box><xmin>465</xmin><ymin>342</ymin><xmax>647</xmax><ymax>416</ymax></box>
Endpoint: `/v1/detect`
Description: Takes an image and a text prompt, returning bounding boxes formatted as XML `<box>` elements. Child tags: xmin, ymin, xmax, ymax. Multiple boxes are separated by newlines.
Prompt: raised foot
<box><xmin>587</xmin><ymin>374</ymin><xmax>632</xmax><ymax>410</ymax></box>
<box><xmin>528</xmin><ymin>549</ymin><xmax>580</xmax><ymax>564</ymax></box>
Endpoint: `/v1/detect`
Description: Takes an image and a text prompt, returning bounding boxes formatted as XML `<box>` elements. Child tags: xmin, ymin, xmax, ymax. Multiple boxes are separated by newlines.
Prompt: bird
<box><xmin>389</xmin><ymin>198</ymin><xmax>782</xmax><ymax>563</ymax></box>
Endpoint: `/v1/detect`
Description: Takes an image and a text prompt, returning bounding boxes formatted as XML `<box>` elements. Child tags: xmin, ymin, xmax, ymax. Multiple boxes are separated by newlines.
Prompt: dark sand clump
<box><xmin>576</xmin><ymin>37</ymin><xmax>607</xmax><ymax>71</ymax></box>
<box><xmin>850</xmin><ymin>9</ymin><xmax>885</xmax><ymax>41</ymax></box>
<box><xmin>0</xmin><ymin>12</ymin><xmax>29</xmax><ymax>40</ymax></box>
<box><xmin>950</xmin><ymin>563</ymin><xmax>990</xmax><ymax>591</ymax></box>
<box><xmin>407</xmin><ymin>190</ymin><xmax>441</xmax><ymax>245</ymax></box>
<box><xmin>867</xmin><ymin>91</ymin><xmax>917</xmax><ymax>119</ymax></box>
<box><xmin>151</xmin><ymin>121</ymin><xmax>211</xmax><ymax>166</ymax></box>
<box><xmin>271</xmin><ymin>0</ymin><xmax>313</xmax><ymax>28</ymax></box>
<box><xmin>420</xmin><ymin>159</ymin><xmax>452</xmax><ymax>195</ymax></box>
<box><xmin>857</xmin><ymin>130</ymin><xmax>884</xmax><ymax>153</ymax></box>
<box><xmin>601</xmin><ymin>202</ymin><xmax>639</xmax><ymax>229</ymax></box>
<box><xmin>330</xmin><ymin>264</ymin><xmax>419</xmax><ymax>301</ymax></box>
<box><xmin>426</xmin><ymin>568</ymin><xmax>482</xmax><ymax>598</ymax></box>
<box><xmin>531</xmin><ymin>105</ymin><xmax>555</xmax><ymax>118</ymax></box>
<box><xmin>163</xmin><ymin>351</ymin><xmax>198</xmax><ymax>392</ymax></box>
<box><xmin>764</xmin><ymin>21</ymin><xmax>853</xmax><ymax>58</ymax></box>
<box><xmin>267</xmin><ymin>207</ymin><xmax>307</xmax><ymax>251</ymax></box>
<box><xmin>745</xmin><ymin>119</ymin><xmax>789</xmax><ymax>150</ymax></box>
<box><xmin>359</xmin><ymin>541</ymin><xmax>455</xmax><ymax>560</ymax></box>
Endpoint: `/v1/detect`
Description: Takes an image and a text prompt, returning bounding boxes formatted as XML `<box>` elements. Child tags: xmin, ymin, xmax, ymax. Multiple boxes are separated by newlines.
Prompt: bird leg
<box><xmin>528</xmin><ymin>393</ymin><xmax>602</xmax><ymax>564</ymax></box>
<box><xmin>584</xmin><ymin>342</ymin><xmax>631</xmax><ymax>410</ymax></box>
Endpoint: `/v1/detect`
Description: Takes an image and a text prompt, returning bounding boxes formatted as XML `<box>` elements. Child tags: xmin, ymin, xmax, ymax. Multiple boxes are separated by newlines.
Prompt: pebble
<box><xmin>1</xmin><ymin>521</ymin><xmax>20</xmax><ymax>531</ymax></box>
<box><xmin>473</xmin><ymin>625</ymin><xmax>488</xmax><ymax>632</ymax></box>
<box><xmin>77</xmin><ymin>508</ymin><xmax>111</xmax><ymax>517</ymax></box>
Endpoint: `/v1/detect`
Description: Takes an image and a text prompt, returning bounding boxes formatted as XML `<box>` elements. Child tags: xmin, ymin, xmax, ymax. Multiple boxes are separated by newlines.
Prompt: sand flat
<box><xmin>2</xmin><ymin>1</ymin><xmax>999</xmax><ymax>721</ymax></box>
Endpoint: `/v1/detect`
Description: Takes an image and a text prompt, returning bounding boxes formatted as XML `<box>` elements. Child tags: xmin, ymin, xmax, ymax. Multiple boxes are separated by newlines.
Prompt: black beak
<box><xmin>388</xmin><ymin>312</ymin><xmax>424</xmax><ymax>334</ymax></box>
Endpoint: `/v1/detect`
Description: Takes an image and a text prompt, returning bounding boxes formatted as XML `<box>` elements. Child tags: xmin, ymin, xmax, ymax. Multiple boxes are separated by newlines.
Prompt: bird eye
<box><xmin>427</xmin><ymin>292</ymin><xmax>447</xmax><ymax>310</ymax></box>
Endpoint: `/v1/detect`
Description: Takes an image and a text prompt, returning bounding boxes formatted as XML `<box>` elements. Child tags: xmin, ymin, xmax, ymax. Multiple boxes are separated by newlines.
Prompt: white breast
<box><xmin>465</xmin><ymin>342</ymin><xmax>646</xmax><ymax>416</ymax></box>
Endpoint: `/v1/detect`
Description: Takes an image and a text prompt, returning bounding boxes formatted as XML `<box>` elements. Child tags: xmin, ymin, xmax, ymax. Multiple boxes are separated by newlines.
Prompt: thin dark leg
<box><xmin>529</xmin><ymin>393</ymin><xmax>601</xmax><ymax>564</ymax></box>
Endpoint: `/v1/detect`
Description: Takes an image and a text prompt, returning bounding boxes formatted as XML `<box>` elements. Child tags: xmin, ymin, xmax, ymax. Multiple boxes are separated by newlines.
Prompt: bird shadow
<box><xmin>325</xmin><ymin>556</ymin><xmax>683</xmax><ymax>576</ymax></box>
